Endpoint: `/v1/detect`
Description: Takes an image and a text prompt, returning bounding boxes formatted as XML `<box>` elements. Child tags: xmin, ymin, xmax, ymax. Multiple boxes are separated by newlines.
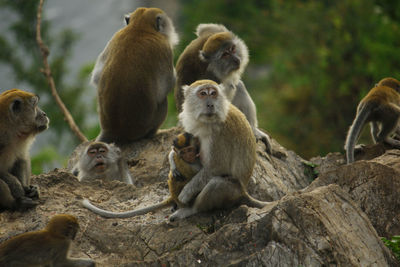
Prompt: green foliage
<box><xmin>0</xmin><ymin>0</ymin><xmax>97</xmax><ymax>171</ymax></box>
<box><xmin>178</xmin><ymin>0</ymin><xmax>400</xmax><ymax>159</ymax></box>
<box><xmin>382</xmin><ymin>235</ymin><xmax>400</xmax><ymax>261</ymax></box>
<box><xmin>31</xmin><ymin>146</ymin><xmax>66</xmax><ymax>175</ymax></box>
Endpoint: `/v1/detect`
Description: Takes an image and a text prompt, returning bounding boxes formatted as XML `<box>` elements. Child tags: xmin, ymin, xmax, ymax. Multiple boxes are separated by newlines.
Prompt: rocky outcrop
<box><xmin>0</xmin><ymin>128</ymin><xmax>398</xmax><ymax>266</ymax></box>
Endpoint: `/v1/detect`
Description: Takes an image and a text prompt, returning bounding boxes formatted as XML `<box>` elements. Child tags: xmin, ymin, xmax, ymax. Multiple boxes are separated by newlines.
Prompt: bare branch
<box><xmin>36</xmin><ymin>0</ymin><xmax>88</xmax><ymax>143</ymax></box>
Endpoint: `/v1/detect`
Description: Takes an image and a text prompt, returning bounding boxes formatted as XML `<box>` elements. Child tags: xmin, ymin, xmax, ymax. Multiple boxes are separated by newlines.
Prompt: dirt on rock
<box><xmin>0</xmin><ymin>128</ymin><xmax>398</xmax><ymax>266</ymax></box>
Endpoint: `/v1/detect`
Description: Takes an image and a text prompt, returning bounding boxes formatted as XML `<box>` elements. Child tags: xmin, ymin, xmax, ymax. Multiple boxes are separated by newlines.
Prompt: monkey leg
<box><xmin>0</xmin><ymin>179</ymin><xmax>16</xmax><ymax>209</ymax></box>
<box><xmin>377</xmin><ymin>119</ymin><xmax>400</xmax><ymax>148</ymax></box>
<box><xmin>370</xmin><ymin>121</ymin><xmax>380</xmax><ymax>143</ymax></box>
<box><xmin>0</xmin><ymin>172</ymin><xmax>25</xmax><ymax>199</ymax></box>
<box><xmin>170</xmin><ymin>177</ymin><xmax>242</xmax><ymax>221</ymax></box>
<box><xmin>10</xmin><ymin>158</ymin><xmax>31</xmax><ymax>187</ymax></box>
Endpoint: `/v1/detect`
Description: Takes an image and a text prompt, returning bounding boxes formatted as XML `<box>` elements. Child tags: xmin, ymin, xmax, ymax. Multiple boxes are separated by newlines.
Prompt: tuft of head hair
<box><xmin>46</xmin><ymin>214</ymin><xmax>79</xmax><ymax>239</ymax></box>
<box><xmin>201</xmin><ymin>32</ymin><xmax>234</xmax><ymax>56</ymax></box>
<box><xmin>125</xmin><ymin>7</ymin><xmax>178</xmax><ymax>47</ymax></box>
<box><xmin>376</xmin><ymin>77</ymin><xmax>400</xmax><ymax>92</ymax></box>
<box><xmin>173</xmin><ymin>132</ymin><xmax>194</xmax><ymax>149</ymax></box>
<box><xmin>196</xmin><ymin>23</ymin><xmax>228</xmax><ymax>37</ymax></box>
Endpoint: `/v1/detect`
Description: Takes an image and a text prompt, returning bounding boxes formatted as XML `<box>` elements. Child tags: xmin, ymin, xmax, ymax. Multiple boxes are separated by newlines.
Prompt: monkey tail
<box><xmin>345</xmin><ymin>103</ymin><xmax>372</xmax><ymax>164</ymax></box>
<box><xmin>82</xmin><ymin>198</ymin><xmax>174</xmax><ymax>218</ymax></box>
<box><xmin>240</xmin><ymin>192</ymin><xmax>270</xmax><ymax>208</ymax></box>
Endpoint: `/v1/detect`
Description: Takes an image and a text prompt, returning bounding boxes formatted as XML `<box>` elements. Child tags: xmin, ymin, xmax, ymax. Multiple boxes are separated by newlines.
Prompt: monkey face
<box><xmin>3</xmin><ymin>90</ymin><xmax>49</xmax><ymax>137</ymax></box>
<box><xmin>179</xmin><ymin>146</ymin><xmax>199</xmax><ymax>163</ymax></box>
<box><xmin>86</xmin><ymin>145</ymin><xmax>109</xmax><ymax>173</ymax></box>
<box><xmin>197</xmin><ymin>86</ymin><xmax>218</xmax><ymax>118</ymax></box>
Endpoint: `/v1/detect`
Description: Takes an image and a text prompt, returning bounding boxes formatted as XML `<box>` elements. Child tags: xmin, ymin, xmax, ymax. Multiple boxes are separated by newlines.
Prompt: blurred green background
<box><xmin>1</xmin><ymin>0</ymin><xmax>399</xmax><ymax>174</ymax></box>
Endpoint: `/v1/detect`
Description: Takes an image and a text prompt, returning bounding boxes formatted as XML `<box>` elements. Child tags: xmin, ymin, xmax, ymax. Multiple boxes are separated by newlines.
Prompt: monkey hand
<box><xmin>254</xmin><ymin>128</ymin><xmax>272</xmax><ymax>154</ymax></box>
<box><xmin>172</xmin><ymin>169</ymin><xmax>185</xmax><ymax>182</ymax></box>
<box><xmin>24</xmin><ymin>185</ymin><xmax>39</xmax><ymax>199</ymax></box>
<box><xmin>17</xmin><ymin>196</ymin><xmax>39</xmax><ymax>210</ymax></box>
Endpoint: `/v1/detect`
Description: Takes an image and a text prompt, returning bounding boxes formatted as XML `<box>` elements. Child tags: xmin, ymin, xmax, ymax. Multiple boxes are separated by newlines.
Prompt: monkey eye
<box><xmin>222</xmin><ymin>51</ymin><xmax>230</xmax><ymax>58</ymax></box>
<box><xmin>197</xmin><ymin>90</ymin><xmax>208</xmax><ymax>98</ymax></box>
<box><xmin>88</xmin><ymin>149</ymin><xmax>97</xmax><ymax>156</ymax></box>
<box><xmin>99</xmin><ymin>148</ymin><xmax>107</xmax><ymax>154</ymax></box>
<box><xmin>210</xmin><ymin>90</ymin><xmax>218</xmax><ymax>97</ymax></box>
<box><xmin>230</xmin><ymin>45</ymin><xmax>236</xmax><ymax>53</ymax></box>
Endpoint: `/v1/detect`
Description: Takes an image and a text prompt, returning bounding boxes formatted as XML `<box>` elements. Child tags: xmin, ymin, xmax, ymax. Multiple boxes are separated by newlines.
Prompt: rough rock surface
<box><xmin>0</xmin><ymin>128</ymin><xmax>398</xmax><ymax>266</ymax></box>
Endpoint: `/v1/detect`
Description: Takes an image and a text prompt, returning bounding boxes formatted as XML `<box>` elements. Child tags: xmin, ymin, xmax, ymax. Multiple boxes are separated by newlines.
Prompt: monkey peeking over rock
<box><xmin>0</xmin><ymin>214</ymin><xmax>95</xmax><ymax>266</ymax></box>
<box><xmin>82</xmin><ymin>132</ymin><xmax>202</xmax><ymax>218</ymax></box>
<box><xmin>68</xmin><ymin>141</ymin><xmax>133</xmax><ymax>184</ymax></box>
<box><xmin>0</xmin><ymin>89</ymin><xmax>49</xmax><ymax>211</ymax></box>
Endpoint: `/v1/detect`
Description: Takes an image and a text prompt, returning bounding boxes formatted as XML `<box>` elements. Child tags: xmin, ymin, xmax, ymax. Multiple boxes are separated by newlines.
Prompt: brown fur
<box><xmin>0</xmin><ymin>89</ymin><xmax>48</xmax><ymax>210</ymax></box>
<box><xmin>345</xmin><ymin>77</ymin><xmax>400</xmax><ymax>163</ymax></box>
<box><xmin>0</xmin><ymin>214</ymin><xmax>95</xmax><ymax>266</ymax></box>
<box><xmin>170</xmin><ymin>80</ymin><xmax>269</xmax><ymax>221</ymax></box>
<box><xmin>174</xmin><ymin>30</ymin><xmax>222</xmax><ymax>111</ymax></box>
<box><xmin>94</xmin><ymin>7</ymin><xmax>177</xmax><ymax>144</ymax></box>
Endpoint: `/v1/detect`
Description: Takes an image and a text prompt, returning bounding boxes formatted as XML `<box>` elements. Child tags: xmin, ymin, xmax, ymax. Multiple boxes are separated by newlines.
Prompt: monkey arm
<box><xmin>178</xmin><ymin>168</ymin><xmax>209</xmax><ymax>205</ymax></box>
<box><xmin>10</xmin><ymin>158</ymin><xmax>31</xmax><ymax>188</ymax></box>
<box><xmin>232</xmin><ymin>81</ymin><xmax>272</xmax><ymax>154</ymax></box>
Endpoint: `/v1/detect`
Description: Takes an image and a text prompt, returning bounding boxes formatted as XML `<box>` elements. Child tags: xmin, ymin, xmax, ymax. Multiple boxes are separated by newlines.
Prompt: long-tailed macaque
<box><xmin>0</xmin><ymin>89</ymin><xmax>49</xmax><ymax>210</ymax></box>
<box><xmin>68</xmin><ymin>141</ymin><xmax>133</xmax><ymax>184</ymax></box>
<box><xmin>170</xmin><ymin>80</ymin><xmax>270</xmax><ymax>221</ymax></box>
<box><xmin>91</xmin><ymin>7</ymin><xmax>178</xmax><ymax>144</ymax></box>
<box><xmin>0</xmin><ymin>214</ymin><xmax>95</xmax><ymax>266</ymax></box>
<box><xmin>174</xmin><ymin>23</ymin><xmax>272</xmax><ymax>153</ymax></box>
<box><xmin>345</xmin><ymin>77</ymin><xmax>400</xmax><ymax>163</ymax></box>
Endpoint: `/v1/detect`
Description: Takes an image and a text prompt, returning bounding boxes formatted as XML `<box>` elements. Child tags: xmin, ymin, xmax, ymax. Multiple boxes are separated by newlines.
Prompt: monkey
<box><xmin>345</xmin><ymin>77</ymin><xmax>400</xmax><ymax>164</ymax></box>
<box><xmin>169</xmin><ymin>80</ymin><xmax>270</xmax><ymax>221</ymax></box>
<box><xmin>0</xmin><ymin>214</ymin><xmax>95</xmax><ymax>266</ymax></box>
<box><xmin>174</xmin><ymin>23</ymin><xmax>272</xmax><ymax>153</ymax></box>
<box><xmin>91</xmin><ymin>7</ymin><xmax>178</xmax><ymax>145</ymax></box>
<box><xmin>82</xmin><ymin>132</ymin><xmax>202</xmax><ymax>218</ymax></box>
<box><xmin>68</xmin><ymin>141</ymin><xmax>133</xmax><ymax>184</ymax></box>
<box><xmin>0</xmin><ymin>89</ymin><xmax>49</xmax><ymax>210</ymax></box>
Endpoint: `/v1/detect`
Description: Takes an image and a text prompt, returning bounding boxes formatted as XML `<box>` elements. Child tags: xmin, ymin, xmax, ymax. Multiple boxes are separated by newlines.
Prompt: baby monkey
<box><xmin>82</xmin><ymin>133</ymin><xmax>201</xmax><ymax>218</ymax></box>
<box><xmin>168</xmin><ymin>132</ymin><xmax>201</xmax><ymax>210</ymax></box>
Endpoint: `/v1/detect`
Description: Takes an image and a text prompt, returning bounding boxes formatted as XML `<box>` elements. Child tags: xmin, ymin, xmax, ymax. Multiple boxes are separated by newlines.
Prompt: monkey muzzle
<box><xmin>94</xmin><ymin>158</ymin><xmax>106</xmax><ymax>171</ymax></box>
<box><xmin>36</xmin><ymin>109</ymin><xmax>49</xmax><ymax>132</ymax></box>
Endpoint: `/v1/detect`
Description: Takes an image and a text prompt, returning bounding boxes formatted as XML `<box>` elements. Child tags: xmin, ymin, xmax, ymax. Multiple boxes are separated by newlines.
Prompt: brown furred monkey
<box><xmin>0</xmin><ymin>214</ymin><xmax>95</xmax><ymax>266</ymax></box>
<box><xmin>68</xmin><ymin>141</ymin><xmax>133</xmax><ymax>184</ymax></box>
<box><xmin>345</xmin><ymin>77</ymin><xmax>400</xmax><ymax>164</ymax></box>
<box><xmin>174</xmin><ymin>23</ymin><xmax>272</xmax><ymax>153</ymax></box>
<box><xmin>82</xmin><ymin>133</ymin><xmax>202</xmax><ymax>218</ymax></box>
<box><xmin>0</xmin><ymin>89</ymin><xmax>49</xmax><ymax>210</ymax></box>
<box><xmin>170</xmin><ymin>80</ymin><xmax>270</xmax><ymax>221</ymax></box>
<box><xmin>91</xmin><ymin>7</ymin><xmax>178</xmax><ymax>144</ymax></box>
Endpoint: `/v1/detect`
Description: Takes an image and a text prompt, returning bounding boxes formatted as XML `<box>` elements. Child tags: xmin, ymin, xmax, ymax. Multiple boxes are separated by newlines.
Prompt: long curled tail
<box><xmin>345</xmin><ymin>103</ymin><xmax>373</xmax><ymax>164</ymax></box>
<box><xmin>82</xmin><ymin>198</ymin><xmax>173</xmax><ymax>218</ymax></box>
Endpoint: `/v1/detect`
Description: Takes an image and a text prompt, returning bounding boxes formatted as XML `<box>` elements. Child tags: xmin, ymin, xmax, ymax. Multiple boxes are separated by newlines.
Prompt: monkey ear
<box><xmin>124</xmin><ymin>15</ymin><xmax>130</xmax><ymax>25</ymax></box>
<box><xmin>156</xmin><ymin>15</ymin><xmax>166</xmax><ymax>33</ymax></box>
<box><xmin>10</xmin><ymin>98</ymin><xmax>22</xmax><ymax>114</ymax></box>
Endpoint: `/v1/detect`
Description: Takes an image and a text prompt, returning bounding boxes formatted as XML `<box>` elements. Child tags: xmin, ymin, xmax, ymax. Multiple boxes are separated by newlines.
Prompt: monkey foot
<box><xmin>24</xmin><ymin>185</ymin><xmax>39</xmax><ymax>199</ymax></box>
<box><xmin>17</xmin><ymin>196</ymin><xmax>39</xmax><ymax>210</ymax></box>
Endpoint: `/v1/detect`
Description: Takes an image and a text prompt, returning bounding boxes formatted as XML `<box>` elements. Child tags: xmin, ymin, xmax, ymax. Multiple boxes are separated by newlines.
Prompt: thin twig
<box><xmin>36</xmin><ymin>0</ymin><xmax>88</xmax><ymax>143</ymax></box>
